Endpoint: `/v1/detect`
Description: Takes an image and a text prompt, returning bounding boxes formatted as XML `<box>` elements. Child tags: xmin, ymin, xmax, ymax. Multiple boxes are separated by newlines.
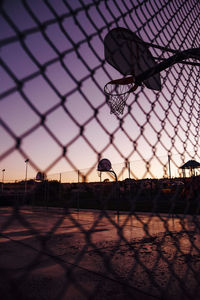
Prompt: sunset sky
<box><xmin>1</xmin><ymin>0</ymin><xmax>200</xmax><ymax>182</ymax></box>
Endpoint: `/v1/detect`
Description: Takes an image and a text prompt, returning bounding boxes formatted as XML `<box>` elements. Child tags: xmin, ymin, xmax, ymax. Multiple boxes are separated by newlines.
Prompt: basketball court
<box><xmin>1</xmin><ymin>206</ymin><xmax>200</xmax><ymax>299</ymax></box>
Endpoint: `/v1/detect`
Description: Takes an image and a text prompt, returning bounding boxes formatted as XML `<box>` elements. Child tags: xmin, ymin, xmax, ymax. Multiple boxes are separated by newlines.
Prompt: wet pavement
<box><xmin>0</xmin><ymin>206</ymin><xmax>200</xmax><ymax>299</ymax></box>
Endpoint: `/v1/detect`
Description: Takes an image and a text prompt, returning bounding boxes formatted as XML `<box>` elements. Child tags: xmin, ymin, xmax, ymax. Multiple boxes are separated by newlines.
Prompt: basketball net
<box><xmin>107</xmin><ymin>93</ymin><xmax>130</xmax><ymax>116</ymax></box>
<box><xmin>104</xmin><ymin>77</ymin><xmax>138</xmax><ymax>116</ymax></box>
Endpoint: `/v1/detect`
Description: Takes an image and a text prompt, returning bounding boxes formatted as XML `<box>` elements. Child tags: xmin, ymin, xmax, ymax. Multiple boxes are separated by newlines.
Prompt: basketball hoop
<box><xmin>98</xmin><ymin>158</ymin><xmax>112</xmax><ymax>172</ymax></box>
<box><xmin>97</xmin><ymin>158</ymin><xmax>117</xmax><ymax>181</ymax></box>
<box><xmin>104</xmin><ymin>27</ymin><xmax>161</xmax><ymax>116</ymax></box>
<box><xmin>104</xmin><ymin>27</ymin><xmax>200</xmax><ymax>117</ymax></box>
<box><xmin>104</xmin><ymin>77</ymin><xmax>138</xmax><ymax>116</ymax></box>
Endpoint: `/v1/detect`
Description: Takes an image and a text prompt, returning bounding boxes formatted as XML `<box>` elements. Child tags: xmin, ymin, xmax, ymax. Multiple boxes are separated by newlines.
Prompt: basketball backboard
<box><xmin>104</xmin><ymin>27</ymin><xmax>161</xmax><ymax>91</ymax></box>
<box><xmin>97</xmin><ymin>159</ymin><xmax>112</xmax><ymax>172</ymax></box>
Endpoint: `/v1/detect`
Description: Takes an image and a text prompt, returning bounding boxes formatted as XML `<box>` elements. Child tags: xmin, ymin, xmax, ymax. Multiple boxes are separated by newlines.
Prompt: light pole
<box><xmin>128</xmin><ymin>161</ymin><xmax>131</xmax><ymax>179</ymax></box>
<box><xmin>168</xmin><ymin>155</ymin><xmax>171</xmax><ymax>180</ymax></box>
<box><xmin>2</xmin><ymin>169</ymin><xmax>5</xmax><ymax>192</ymax></box>
<box><xmin>25</xmin><ymin>159</ymin><xmax>29</xmax><ymax>193</ymax></box>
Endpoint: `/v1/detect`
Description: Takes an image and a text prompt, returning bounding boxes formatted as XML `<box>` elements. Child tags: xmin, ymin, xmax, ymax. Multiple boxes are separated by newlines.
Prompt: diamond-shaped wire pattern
<box><xmin>1</xmin><ymin>1</ymin><xmax>200</xmax><ymax>299</ymax></box>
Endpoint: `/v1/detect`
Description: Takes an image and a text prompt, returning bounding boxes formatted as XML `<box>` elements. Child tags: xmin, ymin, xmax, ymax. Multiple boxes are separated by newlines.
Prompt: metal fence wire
<box><xmin>1</xmin><ymin>0</ymin><xmax>200</xmax><ymax>299</ymax></box>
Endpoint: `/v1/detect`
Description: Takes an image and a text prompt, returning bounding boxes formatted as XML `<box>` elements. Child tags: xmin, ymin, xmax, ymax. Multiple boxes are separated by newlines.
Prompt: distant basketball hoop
<box><xmin>97</xmin><ymin>159</ymin><xmax>112</xmax><ymax>172</ymax></box>
<box><xmin>97</xmin><ymin>159</ymin><xmax>119</xmax><ymax>218</ymax></box>
<box><xmin>36</xmin><ymin>172</ymin><xmax>46</xmax><ymax>181</ymax></box>
<box><xmin>97</xmin><ymin>159</ymin><xmax>117</xmax><ymax>181</ymax></box>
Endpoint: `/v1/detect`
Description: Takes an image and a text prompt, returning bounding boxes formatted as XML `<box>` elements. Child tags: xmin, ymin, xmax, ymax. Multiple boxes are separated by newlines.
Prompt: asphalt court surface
<box><xmin>0</xmin><ymin>206</ymin><xmax>200</xmax><ymax>299</ymax></box>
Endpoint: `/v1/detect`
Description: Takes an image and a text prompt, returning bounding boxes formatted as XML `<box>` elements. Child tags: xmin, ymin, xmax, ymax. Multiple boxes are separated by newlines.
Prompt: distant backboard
<box><xmin>36</xmin><ymin>172</ymin><xmax>45</xmax><ymax>181</ymax></box>
<box><xmin>97</xmin><ymin>159</ymin><xmax>112</xmax><ymax>172</ymax></box>
<box><xmin>104</xmin><ymin>27</ymin><xmax>161</xmax><ymax>91</ymax></box>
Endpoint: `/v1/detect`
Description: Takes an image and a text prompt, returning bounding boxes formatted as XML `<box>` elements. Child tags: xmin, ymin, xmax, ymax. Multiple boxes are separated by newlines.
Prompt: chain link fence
<box><xmin>1</xmin><ymin>0</ymin><xmax>200</xmax><ymax>299</ymax></box>
<box><xmin>47</xmin><ymin>153</ymin><xmax>200</xmax><ymax>183</ymax></box>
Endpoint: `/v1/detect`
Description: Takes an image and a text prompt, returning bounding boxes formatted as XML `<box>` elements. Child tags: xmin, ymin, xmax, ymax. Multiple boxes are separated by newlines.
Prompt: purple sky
<box><xmin>1</xmin><ymin>0</ymin><xmax>200</xmax><ymax>182</ymax></box>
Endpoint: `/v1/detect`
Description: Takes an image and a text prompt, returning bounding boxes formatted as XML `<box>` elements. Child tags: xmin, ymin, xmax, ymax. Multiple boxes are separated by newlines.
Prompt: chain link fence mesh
<box><xmin>1</xmin><ymin>0</ymin><xmax>200</xmax><ymax>299</ymax></box>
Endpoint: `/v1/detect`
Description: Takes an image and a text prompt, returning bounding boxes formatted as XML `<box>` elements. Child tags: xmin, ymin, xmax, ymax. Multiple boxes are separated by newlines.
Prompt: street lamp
<box><xmin>2</xmin><ymin>169</ymin><xmax>5</xmax><ymax>192</ymax></box>
<box><xmin>25</xmin><ymin>159</ymin><xmax>29</xmax><ymax>193</ymax></box>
